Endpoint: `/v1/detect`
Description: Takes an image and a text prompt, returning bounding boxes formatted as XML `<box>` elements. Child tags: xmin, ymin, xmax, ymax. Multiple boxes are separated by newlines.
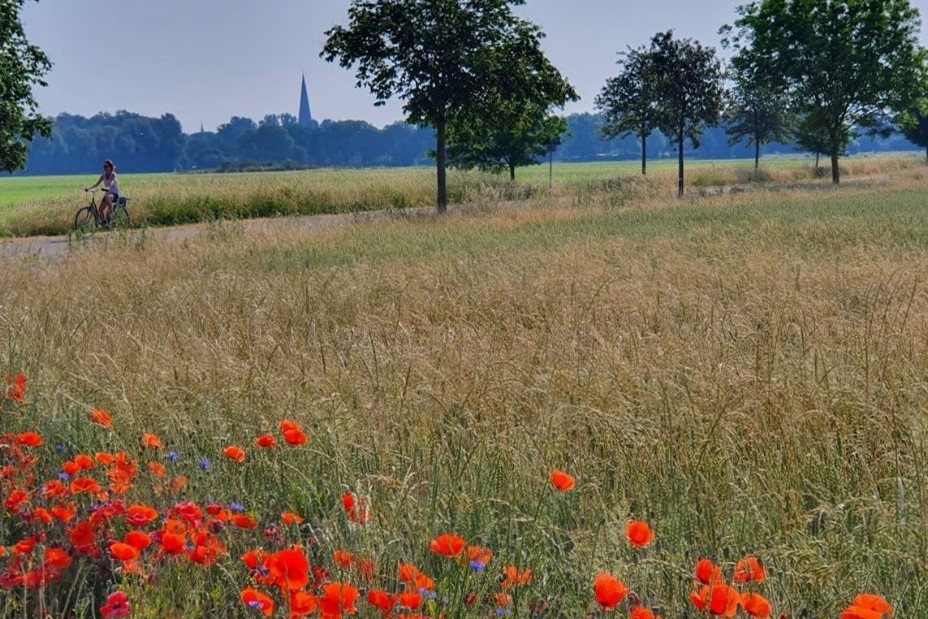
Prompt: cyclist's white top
<box><xmin>104</xmin><ymin>174</ymin><xmax>120</xmax><ymax>196</ymax></box>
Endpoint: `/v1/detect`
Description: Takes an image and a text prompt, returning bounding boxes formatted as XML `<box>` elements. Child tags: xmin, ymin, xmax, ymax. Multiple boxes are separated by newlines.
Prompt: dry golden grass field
<box><xmin>1</xmin><ymin>159</ymin><xmax>927</xmax><ymax>618</ymax></box>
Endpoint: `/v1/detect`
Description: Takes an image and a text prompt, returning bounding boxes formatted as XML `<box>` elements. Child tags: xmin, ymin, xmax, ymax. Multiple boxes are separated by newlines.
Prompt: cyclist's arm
<box><xmin>84</xmin><ymin>175</ymin><xmax>104</xmax><ymax>191</ymax></box>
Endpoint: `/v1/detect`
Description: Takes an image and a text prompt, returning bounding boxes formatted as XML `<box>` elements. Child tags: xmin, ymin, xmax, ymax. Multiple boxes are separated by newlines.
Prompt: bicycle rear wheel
<box><xmin>111</xmin><ymin>206</ymin><xmax>131</xmax><ymax>230</ymax></box>
<box><xmin>74</xmin><ymin>207</ymin><xmax>97</xmax><ymax>234</ymax></box>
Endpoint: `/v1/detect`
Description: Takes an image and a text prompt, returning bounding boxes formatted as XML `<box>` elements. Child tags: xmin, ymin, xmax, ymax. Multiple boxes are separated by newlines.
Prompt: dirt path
<box><xmin>0</xmin><ymin>209</ymin><xmax>399</xmax><ymax>261</ymax></box>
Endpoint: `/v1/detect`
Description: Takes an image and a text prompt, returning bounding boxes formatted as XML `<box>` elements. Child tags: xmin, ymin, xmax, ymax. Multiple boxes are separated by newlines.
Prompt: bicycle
<box><xmin>74</xmin><ymin>189</ymin><xmax>132</xmax><ymax>233</ymax></box>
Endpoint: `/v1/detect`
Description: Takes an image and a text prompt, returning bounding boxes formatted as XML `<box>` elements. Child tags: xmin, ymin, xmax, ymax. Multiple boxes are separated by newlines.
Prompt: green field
<box><xmin>2</xmin><ymin>161</ymin><xmax>928</xmax><ymax>618</ymax></box>
<box><xmin>2</xmin><ymin>155</ymin><xmax>921</xmax><ymax>238</ymax></box>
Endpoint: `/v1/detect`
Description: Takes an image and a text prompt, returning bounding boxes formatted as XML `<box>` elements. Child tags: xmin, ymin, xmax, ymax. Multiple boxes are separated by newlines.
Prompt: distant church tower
<box><xmin>298</xmin><ymin>74</ymin><xmax>313</xmax><ymax>127</ymax></box>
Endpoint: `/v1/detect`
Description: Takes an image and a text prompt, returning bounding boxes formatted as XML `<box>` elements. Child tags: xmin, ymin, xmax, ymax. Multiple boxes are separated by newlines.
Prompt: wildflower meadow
<box><xmin>3</xmin><ymin>162</ymin><xmax>928</xmax><ymax>618</ymax></box>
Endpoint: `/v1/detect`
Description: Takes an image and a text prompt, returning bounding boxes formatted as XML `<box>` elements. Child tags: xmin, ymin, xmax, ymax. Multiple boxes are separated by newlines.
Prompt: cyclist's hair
<box><xmin>103</xmin><ymin>159</ymin><xmax>115</xmax><ymax>169</ymax></box>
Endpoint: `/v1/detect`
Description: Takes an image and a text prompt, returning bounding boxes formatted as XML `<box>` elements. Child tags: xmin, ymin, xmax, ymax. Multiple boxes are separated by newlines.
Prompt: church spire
<box><xmin>298</xmin><ymin>74</ymin><xmax>313</xmax><ymax>127</ymax></box>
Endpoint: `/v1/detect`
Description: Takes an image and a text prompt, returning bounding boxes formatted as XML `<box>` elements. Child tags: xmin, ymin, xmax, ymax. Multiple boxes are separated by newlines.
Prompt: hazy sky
<box><xmin>22</xmin><ymin>0</ymin><xmax>928</xmax><ymax>134</ymax></box>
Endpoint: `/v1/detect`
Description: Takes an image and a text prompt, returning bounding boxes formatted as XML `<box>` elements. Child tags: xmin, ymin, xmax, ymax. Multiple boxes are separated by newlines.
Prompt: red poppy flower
<box><xmin>594</xmin><ymin>573</ymin><xmax>629</xmax><ymax>609</ymax></box>
<box><xmin>255</xmin><ymin>434</ymin><xmax>277</xmax><ymax>448</ymax></box>
<box><xmin>489</xmin><ymin>594</ymin><xmax>510</xmax><ymax>610</ymax></box>
<box><xmin>502</xmin><ymin>565</ymin><xmax>533</xmax><ymax>588</ymax></box>
<box><xmin>68</xmin><ymin>521</ymin><xmax>97</xmax><ymax>549</ymax></box>
<box><xmin>148</xmin><ymin>462</ymin><xmax>166</xmax><ymax>477</ymax></box>
<box><xmin>50</xmin><ymin>506</ymin><xmax>76</xmax><ymax>522</ymax></box>
<box><xmin>16</xmin><ymin>432</ymin><xmax>43</xmax><ymax>447</ymax></box>
<box><xmin>840</xmin><ymin>594</ymin><xmax>893</xmax><ymax>619</ymax></box>
<box><xmin>282</xmin><ymin>511</ymin><xmax>304</xmax><ymax>526</ymax></box>
<box><xmin>690</xmin><ymin>584</ymin><xmax>740</xmax><ymax>618</ymax></box>
<box><xmin>320</xmin><ymin>582</ymin><xmax>360</xmax><ymax>617</ymax></box>
<box><xmin>74</xmin><ymin>453</ymin><xmax>95</xmax><ymax>470</ymax></box>
<box><xmin>223</xmin><ymin>445</ymin><xmax>246</xmax><ymax>463</ymax></box>
<box><xmin>430</xmin><ymin>533</ymin><xmax>467</xmax><ymax>557</ymax></box>
<box><xmin>126</xmin><ymin>504</ymin><xmax>159</xmax><ymax>527</ymax></box>
<box><xmin>290</xmin><ymin>591</ymin><xmax>319</xmax><ymax>617</ymax></box>
<box><xmin>398</xmin><ymin>562</ymin><xmax>422</xmax><ymax>583</ymax></box>
<box><xmin>96</xmin><ymin>452</ymin><xmax>116</xmax><ymax>465</ymax></box>
<box><xmin>70</xmin><ymin>477</ymin><xmax>102</xmax><ymax>494</ymax></box>
<box><xmin>109</xmin><ymin>542</ymin><xmax>140</xmax><ymax>562</ymax></box>
<box><xmin>468</xmin><ymin>545</ymin><xmax>493</xmax><ymax>567</ymax></box>
<box><xmin>90</xmin><ymin>409</ymin><xmax>113</xmax><ymax>428</ymax></box>
<box><xmin>242</xmin><ymin>549</ymin><xmax>269</xmax><ymax>570</ymax></box>
<box><xmin>368</xmin><ymin>589</ymin><xmax>397</xmax><ymax>612</ymax></box>
<box><xmin>161</xmin><ymin>532</ymin><xmax>186</xmax><ymax>554</ymax></box>
<box><xmin>281</xmin><ymin>420</ymin><xmax>308</xmax><ymax>446</ymax></box>
<box><xmin>124</xmin><ymin>530</ymin><xmax>152</xmax><ymax>551</ymax></box>
<box><xmin>241</xmin><ymin>587</ymin><xmax>275</xmax><ymax>617</ymax></box>
<box><xmin>398</xmin><ymin>591</ymin><xmax>423</xmax><ymax>610</ymax></box>
<box><xmin>733</xmin><ymin>556</ymin><xmax>767</xmax><ymax>584</ymax></box>
<box><xmin>100</xmin><ymin>591</ymin><xmax>132</xmax><ymax>619</ymax></box>
<box><xmin>852</xmin><ymin>594</ymin><xmax>892</xmax><ymax>615</ymax></box>
<box><xmin>268</xmin><ymin>546</ymin><xmax>310</xmax><ymax>591</ymax></box>
<box><xmin>626</xmin><ymin>520</ymin><xmax>655</xmax><ymax>548</ymax></box>
<box><xmin>142</xmin><ymin>433</ymin><xmax>163</xmax><ymax>449</ymax></box>
<box><xmin>741</xmin><ymin>592</ymin><xmax>773</xmax><ymax>618</ymax></box>
<box><xmin>341</xmin><ymin>492</ymin><xmax>372</xmax><ymax>524</ymax></box>
<box><xmin>232</xmin><ymin>513</ymin><xmax>257</xmax><ymax>529</ymax></box>
<box><xmin>630</xmin><ymin>607</ymin><xmax>658</xmax><ymax>619</ymax></box>
<box><xmin>31</xmin><ymin>508</ymin><xmax>52</xmax><ymax>525</ymax></box>
<box><xmin>172</xmin><ymin>475</ymin><xmax>188</xmax><ymax>493</ymax></box>
<box><xmin>333</xmin><ymin>549</ymin><xmax>355</xmax><ymax>568</ymax></box>
<box><xmin>695</xmin><ymin>558</ymin><xmax>724</xmax><ymax>585</ymax></box>
<box><xmin>4</xmin><ymin>373</ymin><xmax>26</xmax><ymax>402</ymax></box>
<box><xmin>549</xmin><ymin>470</ymin><xmax>576</xmax><ymax>491</ymax></box>
<box><xmin>44</xmin><ymin>547</ymin><xmax>72</xmax><ymax>571</ymax></box>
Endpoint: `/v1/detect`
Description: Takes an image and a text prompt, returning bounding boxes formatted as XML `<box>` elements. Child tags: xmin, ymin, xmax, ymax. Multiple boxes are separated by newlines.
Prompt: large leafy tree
<box><xmin>596</xmin><ymin>46</ymin><xmax>660</xmax><ymax>176</ymax></box>
<box><xmin>322</xmin><ymin>0</ymin><xmax>570</xmax><ymax>212</ymax></box>
<box><xmin>725</xmin><ymin>0</ymin><xmax>928</xmax><ymax>184</ymax></box>
<box><xmin>649</xmin><ymin>31</ymin><xmax>726</xmax><ymax>197</ymax></box>
<box><xmin>1</xmin><ymin>0</ymin><xmax>52</xmax><ymax>173</ymax></box>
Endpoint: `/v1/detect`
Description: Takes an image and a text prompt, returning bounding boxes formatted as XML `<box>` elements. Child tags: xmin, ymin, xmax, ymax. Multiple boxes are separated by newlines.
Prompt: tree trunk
<box><xmin>509</xmin><ymin>163</ymin><xmax>516</xmax><ymax>182</ymax></box>
<box><xmin>436</xmin><ymin>119</ymin><xmax>448</xmax><ymax>213</ymax></box>
<box><xmin>640</xmin><ymin>133</ymin><xmax>647</xmax><ymax>176</ymax></box>
<box><xmin>814</xmin><ymin>152</ymin><xmax>820</xmax><ymax>168</ymax></box>
<box><xmin>677</xmin><ymin>127</ymin><xmax>685</xmax><ymax>197</ymax></box>
<box><xmin>924</xmin><ymin>145</ymin><xmax>927</xmax><ymax>164</ymax></box>
<box><xmin>754</xmin><ymin>140</ymin><xmax>760</xmax><ymax>170</ymax></box>
<box><xmin>830</xmin><ymin>148</ymin><xmax>840</xmax><ymax>184</ymax></box>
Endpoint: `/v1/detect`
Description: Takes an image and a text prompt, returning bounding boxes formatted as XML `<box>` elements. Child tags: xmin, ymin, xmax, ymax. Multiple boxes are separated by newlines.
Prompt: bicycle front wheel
<box><xmin>111</xmin><ymin>206</ymin><xmax>131</xmax><ymax>230</ymax></box>
<box><xmin>74</xmin><ymin>207</ymin><xmax>97</xmax><ymax>234</ymax></box>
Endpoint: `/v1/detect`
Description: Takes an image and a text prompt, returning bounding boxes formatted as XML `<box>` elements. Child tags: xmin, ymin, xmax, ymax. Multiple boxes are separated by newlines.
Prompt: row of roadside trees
<box><xmin>323</xmin><ymin>0</ymin><xmax>928</xmax><ymax>207</ymax></box>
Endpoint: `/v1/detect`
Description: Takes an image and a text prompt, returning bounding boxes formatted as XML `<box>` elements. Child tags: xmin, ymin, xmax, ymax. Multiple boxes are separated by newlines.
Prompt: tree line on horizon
<box><xmin>13</xmin><ymin>108</ymin><xmax>923</xmax><ymax>178</ymax></box>
<box><xmin>5</xmin><ymin>0</ymin><xmax>928</xmax><ymax>208</ymax></box>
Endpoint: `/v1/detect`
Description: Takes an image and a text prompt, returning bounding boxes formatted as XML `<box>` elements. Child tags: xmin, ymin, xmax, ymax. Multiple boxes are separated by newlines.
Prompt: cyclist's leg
<box><xmin>101</xmin><ymin>194</ymin><xmax>114</xmax><ymax>224</ymax></box>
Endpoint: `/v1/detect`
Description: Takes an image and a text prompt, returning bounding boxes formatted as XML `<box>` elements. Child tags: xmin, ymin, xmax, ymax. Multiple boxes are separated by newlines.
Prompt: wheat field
<box><xmin>1</xmin><ymin>162</ymin><xmax>927</xmax><ymax>618</ymax></box>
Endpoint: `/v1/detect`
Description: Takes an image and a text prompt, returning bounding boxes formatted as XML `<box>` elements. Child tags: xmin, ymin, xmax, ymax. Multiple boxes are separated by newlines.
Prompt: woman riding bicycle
<box><xmin>84</xmin><ymin>159</ymin><xmax>120</xmax><ymax>225</ymax></box>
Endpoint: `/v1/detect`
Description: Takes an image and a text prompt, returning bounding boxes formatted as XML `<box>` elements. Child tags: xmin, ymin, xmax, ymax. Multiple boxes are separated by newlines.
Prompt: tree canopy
<box><xmin>322</xmin><ymin>0</ymin><xmax>573</xmax><ymax>212</ymax></box>
<box><xmin>648</xmin><ymin>31</ymin><xmax>726</xmax><ymax>196</ymax></box>
<box><xmin>725</xmin><ymin>0</ymin><xmax>928</xmax><ymax>184</ymax></box>
<box><xmin>596</xmin><ymin>46</ymin><xmax>661</xmax><ymax>176</ymax></box>
<box><xmin>724</xmin><ymin>65</ymin><xmax>795</xmax><ymax>170</ymax></box>
<box><xmin>0</xmin><ymin>0</ymin><xmax>52</xmax><ymax>173</ymax></box>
